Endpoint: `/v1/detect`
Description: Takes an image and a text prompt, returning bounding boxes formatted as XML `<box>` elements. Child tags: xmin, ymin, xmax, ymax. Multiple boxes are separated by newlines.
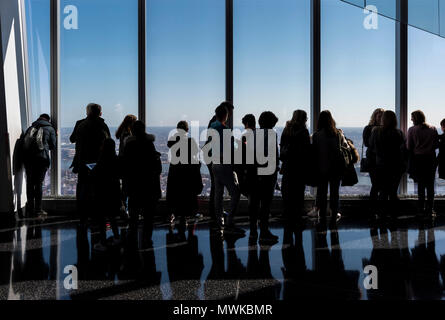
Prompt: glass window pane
<box><xmin>60</xmin><ymin>0</ymin><xmax>139</xmax><ymax>196</ymax></box>
<box><xmin>147</xmin><ymin>0</ymin><xmax>225</xmax><ymax>198</ymax></box>
<box><xmin>367</xmin><ymin>0</ymin><xmax>397</xmax><ymax>20</ymax></box>
<box><xmin>408</xmin><ymin>0</ymin><xmax>440</xmax><ymax>35</ymax></box>
<box><xmin>408</xmin><ymin>26</ymin><xmax>445</xmax><ymax>195</ymax></box>
<box><xmin>342</xmin><ymin>0</ymin><xmax>365</xmax><ymax>8</ymax></box>
<box><xmin>25</xmin><ymin>0</ymin><xmax>51</xmax><ymax>196</ymax></box>
<box><xmin>234</xmin><ymin>0</ymin><xmax>311</xmax><ymax>196</ymax></box>
<box><xmin>440</xmin><ymin>0</ymin><xmax>445</xmax><ymax>36</ymax></box>
<box><xmin>322</xmin><ymin>0</ymin><xmax>396</xmax><ymax>195</ymax></box>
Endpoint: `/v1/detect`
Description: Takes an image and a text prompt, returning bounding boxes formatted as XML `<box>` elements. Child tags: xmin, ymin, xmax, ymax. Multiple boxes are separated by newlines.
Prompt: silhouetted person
<box><xmin>439</xmin><ymin>119</ymin><xmax>445</xmax><ymax>180</ymax></box>
<box><xmin>280</xmin><ymin>110</ymin><xmax>311</xmax><ymax>224</ymax></box>
<box><xmin>407</xmin><ymin>110</ymin><xmax>439</xmax><ymax>216</ymax></box>
<box><xmin>91</xmin><ymin>138</ymin><xmax>121</xmax><ymax>251</ymax></box>
<box><xmin>237</xmin><ymin>114</ymin><xmax>256</xmax><ymax>199</ymax></box>
<box><xmin>23</xmin><ymin>114</ymin><xmax>56</xmax><ymax>216</ymax></box>
<box><xmin>73</xmin><ymin>103</ymin><xmax>111</xmax><ymax>223</ymax></box>
<box><xmin>209</xmin><ymin>102</ymin><xmax>243</xmax><ymax>235</ymax></box>
<box><xmin>311</xmin><ymin>111</ymin><xmax>344</xmax><ymax>221</ymax></box>
<box><xmin>369</xmin><ymin>111</ymin><xmax>406</xmax><ymax>217</ymax></box>
<box><xmin>70</xmin><ymin>103</ymin><xmax>93</xmax><ymax>173</ymax></box>
<box><xmin>239</xmin><ymin>114</ymin><xmax>259</xmax><ymax>235</ymax></box>
<box><xmin>167</xmin><ymin>121</ymin><xmax>203</xmax><ymax>230</ymax></box>
<box><xmin>363</xmin><ymin>108</ymin><xmax>384</xmax><ymax>210</ymax></box>
<box><xmin>123</xmin><ymin>120</ymin><xmax>161</xmax><ymax>236</ymax></box>
<box><xmin>249</xmin><ymin>111</ymin><xmax>280</xmax><ymax>244</ymax></box>
<box><xmin>116</xmin><ymin>114</ymin><xmax>137</xmax><ymax>157</ymax></box>
<box><xmin>116</xmin><ymin>114</ymin><xmax>137</xmax><ymax>216</ymax></box>
<box><xmin>206</xmin><ymin>103</ymin><xmax>234</xmax><ymax>220</ymax></box>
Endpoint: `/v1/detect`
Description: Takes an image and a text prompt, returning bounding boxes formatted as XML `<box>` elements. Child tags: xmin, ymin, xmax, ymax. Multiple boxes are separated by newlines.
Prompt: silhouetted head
<box><xmin>287</xmin><ymin>110</ymin><xmax>307</xmax><ymax>130</ymax></box>
<box><xmin>369</xmin><ymin>108</ymin><xmax>385</xmax><ymax>126</ymax></box>
<box><xmin>88</xmin><ymin>103</ymin><xmax>102</xmax><ymax>118</ymax></box>
<box><xmin>382</xmin><ymin>110</ymin><xmax>398</xmax><ymax>130</ymax></box>
<box><xmin>132</xmin><ymin>120</ymin><xmax>146</xmax><ymax>137</ymax></box>
<box><xmin>242</xmin><ymin>114</ymin><xmax>256</xmax><ymax>130</ymax></box>
<box><xmin>116</xmin><ymin>114</ymin><xmax>137</xmax><ymax>139</ymax></box>
<box><xmin>101</xmin><ymin>138</ymin><xmax>116</xmax><ymax>159</ymax></box>
<box><xmin>411</xmin><ymin>110</ymin><xmax>426</xmax><ymax>127</ymax></box>
<box><xmin>317</xmin><ymin>110</ymin><xmax>337</xmax><ymax>135</ymax></box>
<box><xmin>177</xmin><ymin>120</ymin><xmax>189</xmax><ymax>133</ymax></box>
<box><xmin>38</xmin><ymin>114</ymin><xmax>50</xmax><ymax>122</ymax></box>
<box><xmin>441</xmin><ymin>119</ymin><xmax>445</xmax><ymax>132</ymax></box>
<box><xmin>215</xmin><ymin>104</ymin><xmax>229</xmax><ymax>124</ymax></box>
<box><xmin>86</xmin><ymin>103</ymin><xmax>93</xmax><ymax>116</ymax></box>
<box><xmin>259</xmin><ymin>111</ymin><xmax>278</xmax><ymax>129</ymax></box>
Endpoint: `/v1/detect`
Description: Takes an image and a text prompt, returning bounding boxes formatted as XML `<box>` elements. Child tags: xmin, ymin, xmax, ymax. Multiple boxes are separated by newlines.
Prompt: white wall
<box><xmin>0</xmin><ymin>0</ymin><xmax>29</xmax><ymax>215</ymax></box>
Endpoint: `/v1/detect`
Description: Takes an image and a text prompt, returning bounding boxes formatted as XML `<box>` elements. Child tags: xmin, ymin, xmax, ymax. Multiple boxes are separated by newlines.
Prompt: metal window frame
<box><xmin>396</xmin><ymin>0</ymin><xmax>408</xmax><ymax>194</ymax></box>
<box><xmin>50</xmin><ymin>0</ymin><xmax>60</xmax><ymax>196</ymax></box>
<box><xmin>46</xmin><ymin>0</ymin><xmax>411</xmax><ymax>197</ymax></box>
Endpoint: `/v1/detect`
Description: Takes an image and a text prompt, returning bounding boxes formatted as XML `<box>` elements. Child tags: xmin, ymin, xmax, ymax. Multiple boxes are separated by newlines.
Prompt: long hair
<box><xmin>381</xmin><ymin>110</ymin><xmax>398</xmax><ymax>130</ymax></box>
<box><xmin>369</xmin><ymin>108</ymin><xmax>384</xmax><ymax>126</ymax></box>
<box><xmin>116</xmin><ymin>114</ymin><xmax>137</xmax><ymax>139</ymax></box>
<box><xmin>283</xmin><ymin>110</ymin><xmax>307</xmax><ymax>136</ymax></box>
<box><xmin>411</xmin><ymin>110</ymin><xmax>427</xmax><ymax>127</ymax></box>
<box><xmin>317</xmin><ymin>110</ymin><xmax>337</xmax><ymax>136</ymax></box>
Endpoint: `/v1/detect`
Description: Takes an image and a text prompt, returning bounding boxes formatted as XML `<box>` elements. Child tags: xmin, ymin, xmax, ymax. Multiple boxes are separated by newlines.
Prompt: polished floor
<box><xmin>1</xmin><ymin>213</ymin><xmax>445</xmax><ymax>300</ymax></box>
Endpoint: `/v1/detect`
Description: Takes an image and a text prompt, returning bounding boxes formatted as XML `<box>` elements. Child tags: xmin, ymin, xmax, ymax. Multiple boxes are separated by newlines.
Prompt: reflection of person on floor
<box><xmin>281</xmin><ymin>226</ymin><xmax>307</xmax><ymax>300</ymax></box>
<box><xmin>238</xmin><ymin>239</ymin><xmax>281</xmax><ymax>300</ymax></box>
<box><xmin>363</xmin><ymin>227</ymin><xmax>411</xmax><ymax>300</ymax></box>
<box><xmin>313</xmin><ymin>224</ymin><xmax>360</xmax><ymax>300</ymax></box>
<box><xmin>411</xmin><ymin>227</ymin><xmax>441</xmax><ymax>299</ymax></box>
<box><xmin>166</xmin><ymin>225</ymin><xmax>204</xmax><ymax>300</ymax></box>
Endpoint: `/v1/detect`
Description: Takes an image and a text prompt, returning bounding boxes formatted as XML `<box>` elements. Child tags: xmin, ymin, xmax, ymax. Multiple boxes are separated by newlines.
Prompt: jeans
<box><xmin>212</xmin><ymin>164</ymin><xmax>240</xmax><ymax>225</ymax></box>
<box><xmin>316</xmin><ymin>174</ymin><xmax>341</xmax><ymax>216</ymax></box>
<box><xmin>25</xmin><ymin>160</ymin><xmax>48</xmax><ymax>213</ymax></box>
<box><xmin>248</xmin><ymin>173</ymin><xmax>277</xmax><ymax>231</ymax></box>
<box><xmin>413</xmin><ymin>154</ymin><xmax>437</xmax><ymax>212</ymax></box>
<box><xmin>375</xmin><ymin>167</ymin><xmax>402</xmax><ymax>214</ymax></box>
<box><xmin>281</xmin><ymin>173</ymin><xmax>305</xmax><ymax>220</ymax></box>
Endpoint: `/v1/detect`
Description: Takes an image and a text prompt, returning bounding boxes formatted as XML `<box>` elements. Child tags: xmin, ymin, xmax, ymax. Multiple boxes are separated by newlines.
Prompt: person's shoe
<box><xmin>36</xmin><ymin>210</ymin><xmax>48</xmax><ymax>217</ymax></box>
<box><xmin>259</xmin><ymin>230</ymin><xmax>279</xmax><ymax>245</ymax></box>
<box><xmin>307</xmin><ymin>208</ymin><xmax>319</xmax><ymax>219</ymax></box>
<box><xmin>93</xmin><ymin>242</ymin><xmax>107</xmax><ymax>252</ymax></box>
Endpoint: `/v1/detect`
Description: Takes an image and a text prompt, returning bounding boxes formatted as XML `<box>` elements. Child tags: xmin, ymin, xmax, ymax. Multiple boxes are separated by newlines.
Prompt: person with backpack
<box><xmin>23</xmin><ymin>114</ymin><xmax>56</xmax><ymax>216</ymax></box>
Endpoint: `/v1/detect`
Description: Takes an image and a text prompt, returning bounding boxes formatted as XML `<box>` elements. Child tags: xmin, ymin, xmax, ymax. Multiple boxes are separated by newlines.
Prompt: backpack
<box><xmin>23</xmin><ymin>126</ymin><xmax>45</xmax><ymax>156</ymax></box>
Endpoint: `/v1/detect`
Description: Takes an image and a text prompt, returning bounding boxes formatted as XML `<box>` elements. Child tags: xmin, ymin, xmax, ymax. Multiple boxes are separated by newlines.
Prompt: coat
<box><xmin>166</xmin><ymin>134</ymin><xmax>202</xmax><ymax>215</ymax></box>
<box><xmin>24</xmin><ymin>119</ymin><xmax>57</xmax><ymax>167</ymax></box>
<box><xmin>123</xmin><ymin>133</ymin><xmax>162</xmax><ymax>207</ymax></box>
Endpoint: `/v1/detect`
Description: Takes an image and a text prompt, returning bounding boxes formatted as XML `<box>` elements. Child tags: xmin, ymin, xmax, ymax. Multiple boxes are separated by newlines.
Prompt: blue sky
<box><xmin>26</xmin><ymin>0</ymin><xmax>445</xmax><ymax>129</ymax></box>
